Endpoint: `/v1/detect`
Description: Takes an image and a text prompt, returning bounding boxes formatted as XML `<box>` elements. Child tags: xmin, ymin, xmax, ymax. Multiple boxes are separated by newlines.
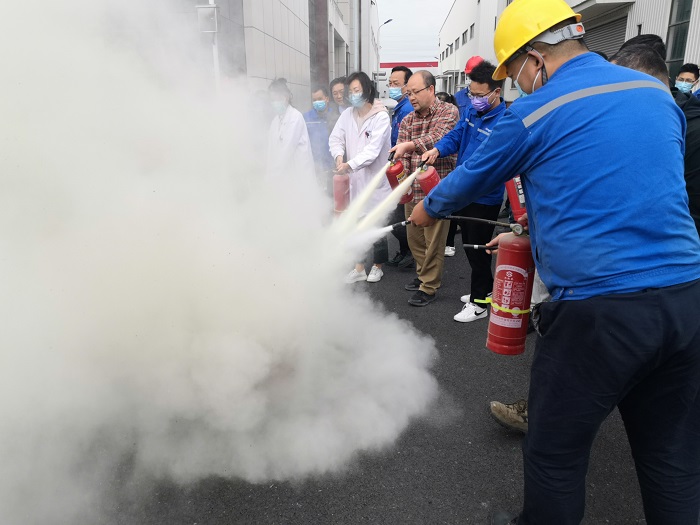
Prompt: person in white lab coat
<box><xmin>266</xmin><ymin>78</ymin><xmax>316</xmax><ymax>193</ymax></box>
<box><xmin>329</xmin><ymin>72</ymin><xmax>392</xmax><ymax>284</ymax></box>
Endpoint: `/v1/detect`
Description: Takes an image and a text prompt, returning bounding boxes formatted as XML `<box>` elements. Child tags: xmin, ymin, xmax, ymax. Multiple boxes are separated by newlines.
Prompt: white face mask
<box><xmin>513</xmin><ymin>56</ymin><xmax>530</xmax><ymax>95</ymax></box>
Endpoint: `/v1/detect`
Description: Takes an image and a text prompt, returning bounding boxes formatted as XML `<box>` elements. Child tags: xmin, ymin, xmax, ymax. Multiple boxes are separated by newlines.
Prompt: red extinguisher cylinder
<box><xmin>386</xmin><ymin>160</ymin><xmax>413</xmax><ymax>204</ymax></box>
<box><xmin>486</xmin><ymin>233</ymin><xmax>536</xmax><ymax>355</ymax></box>
<box><xmin>506</xmin><ymin>176</ymin><xmax>527</xmax><ymax>222</ymax></box>
<box><xmin>417</xmin><ymin>165</ymin><xmax>440</xmax><ymax>195</ymax></box>
<box><xmin>333</xmin><ymin>173</ymin><xmax>350</xmax><ymax>216</ymax></box>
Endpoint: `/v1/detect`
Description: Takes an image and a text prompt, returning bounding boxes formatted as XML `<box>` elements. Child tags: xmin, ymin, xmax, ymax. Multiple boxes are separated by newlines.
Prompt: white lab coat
<box><xmin>266</xmin><ymin>105</ymin><xmax>315</xmax><ymax>186</ymax></box>
<box><xmin>328</xmin><ymin>102</ymin><xmax>392</xmax><ymax>216</ymax></box>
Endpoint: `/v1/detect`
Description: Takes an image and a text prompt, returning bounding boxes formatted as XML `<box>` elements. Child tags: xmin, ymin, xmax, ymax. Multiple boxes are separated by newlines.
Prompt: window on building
<box><xmin>455</xmin><ymin>37</ymin><xmax>459</xmax><ymax>50</ymax></box>
<box><xmin>666</xmin><ymin>0</ymin><xmax>693</xmax><ymax>77</ymax></box>
<box><xmin>637</xmin><ymin>24</ymin><xmax>642</xmax><ymax>35</ymax></box>
<box><xmin>462</xmin><ymin>30</ymin><xmax>468</xmax><ymax>44</ymax></box>
<box><xmin>441</xmin><ymin>51</ymin><xmax>444</xmax><ymax>61</ymax></box>
<box><xmin>470</xmin><ymin>23</ymin><xmax>475</xmax><ymax>40</ymax></box>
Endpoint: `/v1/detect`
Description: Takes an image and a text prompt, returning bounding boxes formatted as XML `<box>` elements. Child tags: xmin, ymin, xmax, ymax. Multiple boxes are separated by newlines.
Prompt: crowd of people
<box><xmin>265</xmin><ymin>0</ymin><xmax>700</xmax><ymax>521</ymax></box>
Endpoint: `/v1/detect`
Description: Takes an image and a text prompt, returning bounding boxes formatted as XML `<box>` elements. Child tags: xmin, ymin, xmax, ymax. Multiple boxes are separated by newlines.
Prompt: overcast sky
<box><xmin>377</xmin><ymin>0</ymin><xmax>456</xmax><ymax>63</ymax></box>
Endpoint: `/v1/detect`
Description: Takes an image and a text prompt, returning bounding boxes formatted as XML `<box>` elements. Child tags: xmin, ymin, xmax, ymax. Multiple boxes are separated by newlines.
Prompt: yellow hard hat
<box><xmin>493</xmin><ymin>0</ymin><xmax>582</xmax><ymax>80</ymax></box>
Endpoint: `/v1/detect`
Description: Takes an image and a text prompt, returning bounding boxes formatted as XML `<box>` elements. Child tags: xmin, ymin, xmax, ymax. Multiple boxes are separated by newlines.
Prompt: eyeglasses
<box><xmin>467</xmin><ymin>88</ymin><xmax>496</xmax><ymax>99</ymax></box>
<box><xmin>405</xmin><ymin>86</ymin><xmax>429</xmax><ymax>97</ymax></box>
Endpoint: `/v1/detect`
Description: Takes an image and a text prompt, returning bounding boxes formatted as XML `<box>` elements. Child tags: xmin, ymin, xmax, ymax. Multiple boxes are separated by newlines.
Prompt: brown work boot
<box><xmin>489</xmin><ymin>399</ymin><xmax>528</xmax><ymax>433</ymax></box>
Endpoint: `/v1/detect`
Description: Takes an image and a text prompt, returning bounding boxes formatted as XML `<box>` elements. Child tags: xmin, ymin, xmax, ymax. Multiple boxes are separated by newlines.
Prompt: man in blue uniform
<box><xmin>303</xmin><ymin>85</ymin><xmax>336</xmax><ymax>193</ymax></box>
<box><xmin>410</xmin><ymin>0</ymin><xmax>700</xmax><ymax>523</ymax></box>
<box><xmin>453</xmin><ymin>55</ymin><xmax>482</xmax><ymax>118</ymax></box>
<box><xmin>421</xmin><ymin>60</ymin><xmax>506</xmax><ymax>323</ymax></box>
<box><xmin>386</xmin><ymin>65</ymin><xmax>415</xmax><ymax>268</ymax></box>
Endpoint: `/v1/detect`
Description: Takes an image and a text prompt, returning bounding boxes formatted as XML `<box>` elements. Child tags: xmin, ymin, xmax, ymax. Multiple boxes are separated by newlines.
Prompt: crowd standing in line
<box><xmin>267</xmin><ymin>1</ymin><xmax>700</xmax><ymax>519</ymax></box>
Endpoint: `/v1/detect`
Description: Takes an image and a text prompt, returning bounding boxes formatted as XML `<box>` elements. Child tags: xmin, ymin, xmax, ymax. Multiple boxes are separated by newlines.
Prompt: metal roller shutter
<box><xmin>583</xmin><ymin>12</ymin><xmax>629</xmax><ymax>58</ymax></box>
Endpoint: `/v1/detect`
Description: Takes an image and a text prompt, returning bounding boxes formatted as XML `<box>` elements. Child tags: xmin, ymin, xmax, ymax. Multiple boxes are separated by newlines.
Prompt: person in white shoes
<box><xmin>330</xmin><ymin>72</ymin><xmax>392</xmax><ymax>285</ymax></box>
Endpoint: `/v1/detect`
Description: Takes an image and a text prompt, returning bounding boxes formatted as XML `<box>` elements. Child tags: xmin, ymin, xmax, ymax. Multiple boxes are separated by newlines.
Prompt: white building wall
<box><xmin>437</xmin><ymin>1</ymin><xmax>479</xmax><ymax>93</ymax></box>
<box><xmin>242</xmin><ymin>0</ymin><xmax>311</xmax><ymax>106</ymax></box>
<box><xmin>622</xmin><ymin>0</ymin><xmax>673</xmax><ymax>39</ymax></box>
<box><xmin>682</xmin><ymin>0</ymin><xmax>700</xmax><ymax>66</ymax></box>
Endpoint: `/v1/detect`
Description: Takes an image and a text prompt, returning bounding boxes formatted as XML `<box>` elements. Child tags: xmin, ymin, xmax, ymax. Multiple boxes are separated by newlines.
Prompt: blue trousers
<box><xmin>519</xmin><ymin>278</ymin><xmax>700</xmax><ymax>525</ymax></box>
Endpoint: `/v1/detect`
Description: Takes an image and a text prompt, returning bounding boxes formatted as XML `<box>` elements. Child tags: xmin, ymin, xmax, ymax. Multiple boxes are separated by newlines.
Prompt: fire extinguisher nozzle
<box><xmin>511</xmin><ymin>223</ymin><xmax>525</xmax><ymax>236</ymax></box>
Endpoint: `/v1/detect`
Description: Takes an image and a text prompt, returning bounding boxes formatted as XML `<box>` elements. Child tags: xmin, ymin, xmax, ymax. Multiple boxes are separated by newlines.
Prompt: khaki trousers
<box><xmin>405</xmin><ymin>200</ymin><xmax>450</xmax><ymax>295</ymax></box>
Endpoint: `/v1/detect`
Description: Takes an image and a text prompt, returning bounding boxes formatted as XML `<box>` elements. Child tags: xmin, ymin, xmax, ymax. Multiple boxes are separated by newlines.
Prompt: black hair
<box><xmin>345</xmin><ymin>71</ymin><xmax>377</xmax><ymax>105</ymax></box>
<box><xmin>390</xmin><ymin>66</ymin><xmax>413</xmax><ymax>85</ymax></box>
<box><xmin>592</xmin><ymin>50</ymin><xmax>609</xmax><ymax>61</ymax></box>
<box><xmin>269</xmin><ymin>78</ymin><xmax>293</xmax><ymax>104</ymax></box>
<box><xmin>312</xmin><ymin>85</ymin><xmax>329</xmax><ymax>96</ymax></box>
<box><xmin>414</xmin><ymin>70</ymin><xmax>436</xmax><ymax>90</ymax></box>
<box><xmin>330</xmin><ymin>77</ymin><xmax>347</xmax><ymax>91</ymax></box>
<box><xmin>611</xmin><ymin>44</ymin><xmax>669</xmax><ymax>86</ymax></box>
<box><xmin>679</xmin><ymin>63</ymin><xmax>700</xmax><ymax>80</ymax></box>
<box><xmin>436</xmin><ymin>92</ymin><xmax>456</xmax><ymax>106</ymax></box>
<box><xmin>468</xmin><ymin>60</ymin><xmax>502</xmax><ymax>90</ymax></box>
<box><xmin>619</xmin><ymin>34</ymin><xmax>666</xmax><ymax>60</ymax></box>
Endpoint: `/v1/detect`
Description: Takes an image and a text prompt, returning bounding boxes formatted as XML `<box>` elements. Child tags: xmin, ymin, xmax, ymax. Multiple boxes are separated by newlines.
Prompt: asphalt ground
<box><xmin>105</xmin><ymin>230</ymin><xmax>653</xmax><ymax>525</ymax></box>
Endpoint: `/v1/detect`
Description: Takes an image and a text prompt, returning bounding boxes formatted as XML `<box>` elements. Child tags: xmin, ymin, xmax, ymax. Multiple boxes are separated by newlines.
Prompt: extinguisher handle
<box><xmin>388</xmin><ymin>151</ymin><xmax>395</xmax><ymax>162</ymax></box>
<box><xmin>418</xmin><ymin>160</ymin><xmax>427</xmax><ymax>170</ymax></box>
<box><xmin>463</xmin><ymin>244</ymin><xmax>498</xmax><ymax>250</ymax></box>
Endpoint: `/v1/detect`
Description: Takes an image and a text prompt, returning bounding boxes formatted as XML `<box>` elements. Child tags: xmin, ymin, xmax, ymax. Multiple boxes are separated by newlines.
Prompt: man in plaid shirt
<box><xmin>390</xmin><ymin>70</ymin><xmax>459</xmax><ymax>306</ymax></box>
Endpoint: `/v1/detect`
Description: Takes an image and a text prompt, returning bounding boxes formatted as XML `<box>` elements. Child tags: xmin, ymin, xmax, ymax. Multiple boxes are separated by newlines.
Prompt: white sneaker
<box><xmin>445</xmin><ymin>246</ymin><xmax>456</xmax><ymax>257</ymax></box>
<box><xmin>367</xmin><ymin>266</ymin><xmax>384</xmax><ymax>283</ymax></box>
<box><xmin>454</xmin><ymin>302</ymin><xmax>488</xmax><ymax>323</ymax></box>
<box><xmin>461</xmin><ymin>292</ymin><xmax>492</xmax><ymax>304</ymax></box>
<box><xmin>345</xmin><ymin>268</ymin><xmax>367</xmax><ymax>284</ymax></box>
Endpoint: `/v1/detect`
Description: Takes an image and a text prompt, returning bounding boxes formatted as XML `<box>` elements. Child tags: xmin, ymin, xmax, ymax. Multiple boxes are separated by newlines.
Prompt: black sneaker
<box><xmin>386</xmin><ymin>251</ymin><xmax>405</xmax><ymax>266</ymax></box>
<box><xmin>397</xmin><ymin>253</ymin><xmax>415</xmax><ymax>269</ymax></box>
<box><xmin>404</xmin><ymin>278</ymin><xmax>421</xmax><ymax>291</ymax></box>
<box><xmin>489</xmin><ymin>511</ymin><xmax>518</xmax><ymax>525</ymax></box>
<box><xmin>408</xmin><ymin>290</ymin><xmax>436</xmax><ymax>306</ymax></box>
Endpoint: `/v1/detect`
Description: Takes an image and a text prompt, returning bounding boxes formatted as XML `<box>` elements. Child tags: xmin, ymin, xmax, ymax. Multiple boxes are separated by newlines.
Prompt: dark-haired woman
<box><xmin>329</xmin><ymin>72</ymin><xmax>392</xmax><ymax>284</ymax></box>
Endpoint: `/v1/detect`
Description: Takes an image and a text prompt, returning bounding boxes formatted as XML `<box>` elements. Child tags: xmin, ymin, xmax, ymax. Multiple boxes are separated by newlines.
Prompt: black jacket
<box><xmin>675</xmin><ymin>91</ymin><xmax>700</xmax><ymax>235</ymax></box>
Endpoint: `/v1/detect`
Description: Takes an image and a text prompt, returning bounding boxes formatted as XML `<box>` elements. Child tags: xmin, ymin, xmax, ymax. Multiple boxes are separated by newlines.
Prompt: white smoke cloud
<box><xmin>0</xmin><ymin>2</ymin><xmax>439</xmax><ymax>524</ymax></box>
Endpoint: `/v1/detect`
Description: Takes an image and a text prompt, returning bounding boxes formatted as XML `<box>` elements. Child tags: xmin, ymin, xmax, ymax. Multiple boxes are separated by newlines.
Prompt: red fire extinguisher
<box><xmin>505</xmin><ymin>175</ymin><xmax>527</xmax><ymax>222</ymax></box>
<box><xmin>485</xmin><ymin>231</ymin><xmax>534</xmax><ymax>355</ymax></box>
<box><xmin>417</xmin><ymin>163</ymin><xmax>440</xmax><ymax>195</ymax></box>
<box><xmin>385</xmin><ymin>157</ymin><xmax>413</xmax><ymax>204</ymax></box>
<box><xmin>333</xmin><ymin>173</ymin><xmax>350</xmax><ymax>217</ymax></box>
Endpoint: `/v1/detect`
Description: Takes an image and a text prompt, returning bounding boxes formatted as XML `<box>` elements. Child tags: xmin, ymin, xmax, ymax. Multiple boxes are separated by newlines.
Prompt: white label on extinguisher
<box><xmin>495</xmin><ymin>264</ymin><xmax>528</xmax><ymax>278</ymax></box>
<box><xmin>490</xmin><ymin>315</ymin><xmax>523</xmax><ymax>328</ymax></box>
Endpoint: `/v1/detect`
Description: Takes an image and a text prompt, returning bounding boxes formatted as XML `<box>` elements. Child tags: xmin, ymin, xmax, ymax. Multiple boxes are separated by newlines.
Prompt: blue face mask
<box><xmin>313</xmin><ymin>100</ymin><xmax>327</xmax><ymax>112</ymax></box>
<box><xmin>515</xmin><ymin>82</ymin><xmax>528</xmax><ymax>98</ymax></box>
<box><xmin>676</xmin><ymin>80</ymin><xmax>694</xmax><ymax>94</ymax></box>
<box><xmin>389</xmin><ymin>87</ymin><xmax>403</xmax><ymax>100</ymax></box>
<box><xmin>272</xmin><ymin>100</ymin><xmax>288</xmax><ymax>115</ymax></box>
<box><xmin>349</xmin><ymin>92</ymin><xmax>366</xmax><ymax>108</ymax></box>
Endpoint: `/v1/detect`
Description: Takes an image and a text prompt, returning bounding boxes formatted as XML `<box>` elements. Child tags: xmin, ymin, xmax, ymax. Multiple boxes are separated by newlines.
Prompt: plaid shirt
<box><xmin>397</xmin><ymin>99</ymin><xmax>459</xmax><ymax>202</ymax></box>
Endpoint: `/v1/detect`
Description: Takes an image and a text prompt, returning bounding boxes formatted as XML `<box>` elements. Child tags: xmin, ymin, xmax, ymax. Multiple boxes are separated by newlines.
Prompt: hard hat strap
<box><xmin>530</xmin><ymin>23</ymin><xmax>585</xmax><ymax>47</ymax></box>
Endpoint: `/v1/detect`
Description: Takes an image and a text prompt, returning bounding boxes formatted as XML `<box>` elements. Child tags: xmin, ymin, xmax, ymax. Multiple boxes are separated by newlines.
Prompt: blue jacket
<box><xmin>454</xmin><ymin>88</ymin><xmax>473</xmax><ymax>119</ymax></box>
<box><xmin>303</xmin><ymin>108</ymin><xmax>335</xmax><ymax>172</ymax></box>
<box><xmin>434</xmin><ymin>101</ymin><xmax>506</xmax><ymax>206</ymax></box>
<box><xmin>391</xmin><ymin>96</ymin><xmax>414</xmax><ymax>147</ymax></box>
<box><xmin>423</xmin><ymin>53</ymin><xmax>700</xmax><ymax>301</ymax></box>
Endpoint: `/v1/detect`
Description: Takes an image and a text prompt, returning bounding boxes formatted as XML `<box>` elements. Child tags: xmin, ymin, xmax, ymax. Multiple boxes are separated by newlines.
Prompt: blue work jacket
<box><xmin>434</xmin><ymin>101</ymin><xmax>506</xmax><ymax>205</ymax></box>
<box><xmin>303</xmin><ymin>108</ymin><xmax>335</xmax><ymax>172</ymax></box>
<box><xmin>391</xmin><ymin>96</ymin><xmax>414</xmax><ymax>147</ymax></box>
<box><xmin>423</xmin><ymin>53</ymin><xmax>700</xmax><ymax>301</ymax></box>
